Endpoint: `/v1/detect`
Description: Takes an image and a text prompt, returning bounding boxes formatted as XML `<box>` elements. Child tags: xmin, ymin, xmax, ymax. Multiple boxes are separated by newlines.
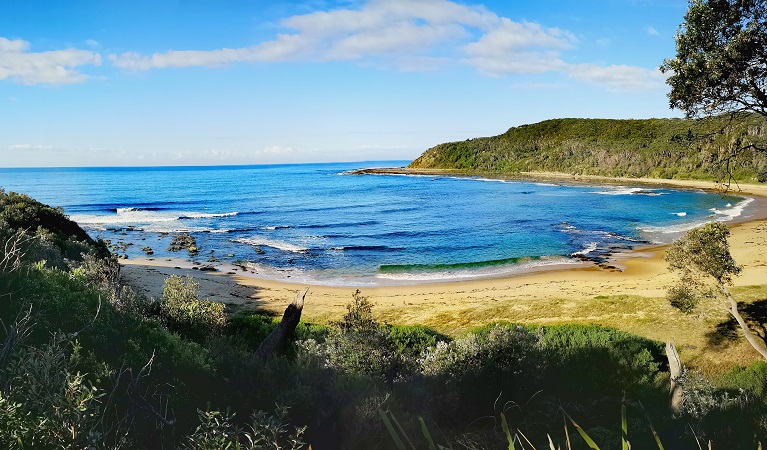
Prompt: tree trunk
<box><xmin>255</xmin><ymin>288</ymin><xmax>308</xmax><ymax>361</ymax></box>
<box><xmin>665</xmin><ymin>340</ymin><xmax>684</xmax><ymax>415</ymax></box>
<box><xmin>722</xmin><ymin>286</ymin><xmax>767</xmax><ymax>361</ymax></box>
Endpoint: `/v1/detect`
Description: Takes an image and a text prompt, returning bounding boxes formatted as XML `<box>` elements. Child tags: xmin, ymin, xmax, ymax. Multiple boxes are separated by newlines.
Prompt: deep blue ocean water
<box><xmin>0</xmin><ymin>161</ymin><xmax>755</xmax><ymax>285</ymax></box>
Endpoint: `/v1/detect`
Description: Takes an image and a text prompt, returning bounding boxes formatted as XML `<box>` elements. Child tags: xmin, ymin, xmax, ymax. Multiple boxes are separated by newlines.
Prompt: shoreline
<box><xmin>119</xmin><ymin>216</ymin><xmax>767</xmax><ymax>369</ymax></box>
<box><xmin>352</xmin><ymin>166</ymin><xmax>767</xmax><ymax>197</ymax></box>
<box><xmin>118</xmin><ymin>170</ymin><xmax>767</xmax><ymax>368</ymax></box>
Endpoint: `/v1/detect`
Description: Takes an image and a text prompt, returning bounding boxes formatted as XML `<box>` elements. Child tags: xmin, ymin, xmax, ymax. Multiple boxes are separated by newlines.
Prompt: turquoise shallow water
<box><xmin>0</xmin><ymin>161</ymin><xmax>755</xmax><ymax>285</ymax></box>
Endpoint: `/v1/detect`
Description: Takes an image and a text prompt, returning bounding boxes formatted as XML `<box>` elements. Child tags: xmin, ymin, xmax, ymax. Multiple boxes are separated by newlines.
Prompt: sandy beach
<box><xmin>120</xmin><ymin>176</ymin><xmax>767</xmax><ymax>370</ymax></box>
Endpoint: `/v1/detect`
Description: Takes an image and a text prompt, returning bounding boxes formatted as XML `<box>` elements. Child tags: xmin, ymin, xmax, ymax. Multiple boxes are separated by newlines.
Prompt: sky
<box><xmin>0</xmin><ymin>0</ymin><xmax>690</xmax><ymax>167</ymax></box>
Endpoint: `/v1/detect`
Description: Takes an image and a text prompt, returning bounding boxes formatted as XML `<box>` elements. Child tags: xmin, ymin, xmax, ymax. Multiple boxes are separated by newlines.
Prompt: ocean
<box><xmin>0</xmin><ymin>161</ymin><xmax>755</xmax><ymax>286</ymax></box>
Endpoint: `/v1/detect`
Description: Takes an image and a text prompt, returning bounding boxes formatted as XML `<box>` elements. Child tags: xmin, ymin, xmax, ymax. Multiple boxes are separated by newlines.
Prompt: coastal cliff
<box><xmin>409</xmin><ymin>114</ymin><xmax>767</xmax><ymax>183</ymax></box>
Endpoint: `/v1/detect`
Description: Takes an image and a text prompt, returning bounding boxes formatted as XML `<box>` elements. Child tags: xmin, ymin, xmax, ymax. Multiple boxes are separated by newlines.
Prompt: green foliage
<box><xmin>667</xmin><ymin>282</ymin><xmax>701</xmax><ymax>313</ymax></box>
<box><xmin>338</xmin><ymin>289</ymin><xmax>376</xmax><ymax>332</ymax></box>
<box><xmin>0</xmin><ymin>334</ymin><xmax>105</xmax><ymax>449</ymax></box>
<box><xmin>408</xmin><ymin>115</ymin><xmax>767</xmax><ymax>183</ymax></box>
<box><xmin>388</xmin><ymin>324</ymin><xmax>448</xmax><ymax>361</ymax></box>
<box><xmin>161</xmin><ymin>275</ymin><xmax>227</xmax><ymax>342</ymax></box>
<box><xmin>325</xmin><ymin>294</ymin><xmax>398</xmax><ymax>378</ymax></box>
<box><xmin>226</xmin><ymin>314</ymin><xmax>278</xmax><ymax>350</ymax></box>
<box><xmin>666</xmin><ymin>222</ymin><xmax>741</xmax><ymax>283</ymax></box>
<box><xmin>0</xmin><ymin>190</ymin><xmax>102</xmax><ymax>260</ymax></box>
<box><xmin>184</xmin><ymin>406</ymin><xmax>306</xmax><ymax>450</ymax></box>
<box><xmin>419</xmin><ymin>324</ymin><xmax>543</xmax><ymax>380</ymax></box>
<box><xmin>719</xmin><ymin>361</ymin><xmax>767</xmax><ymax>397</ymax></box>
<box><xmin>538</xmin><ymin>324</ymin><xmax>663</xmax><ymax>395</ymax></box>
<box><xmin>677</xmin><ymin>368</ymin><xmax>736</xmax><ymax>419</ymax></box>
<box><xmin>661</xmin><ymin>0</ymin><xmax>767</xmax><ymax>119</ymax></box>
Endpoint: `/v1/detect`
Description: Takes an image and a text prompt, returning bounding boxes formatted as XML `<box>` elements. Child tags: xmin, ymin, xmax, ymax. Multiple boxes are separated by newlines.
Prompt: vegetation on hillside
<box><xmin>409</xmin><ymin>114</ymin><xmax>767</xmax><ymax>183</ymax></box>
<box><xmin>1</xmin><ymin>189</ymin><xmax>766</xmax><ymax>448</ymax></box>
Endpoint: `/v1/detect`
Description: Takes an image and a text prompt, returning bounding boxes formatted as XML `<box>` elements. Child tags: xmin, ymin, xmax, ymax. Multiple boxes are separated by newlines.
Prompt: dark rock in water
<box><xmin>254</xmin><ymin>247</ymin><xmax>265</xmax><ymax>254</ymax></box>
<box><xmin>167</xmin><ymin>232</ymin><xmax>199</xmax><ymax>256</ymax></box>
<box><xmin>192</xmin><ymin>266</ymin><xmax>199</xmax><ymax>270</ymax></box>
<box><xmin>141</xmin><ymin>246</ymin><xmax>154</xmax><ymax>255</ymax></box>
<box><xmin>199</xmin><ymin>266</ymin><xmax>217</xmax><ymax>272</ymax></box>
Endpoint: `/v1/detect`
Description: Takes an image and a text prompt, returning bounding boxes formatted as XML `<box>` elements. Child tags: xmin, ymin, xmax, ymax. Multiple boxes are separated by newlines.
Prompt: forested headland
<box><xmin>409</xmin><ymin>114</ymin><xmax>767</xmax><ymax>183</ymax></box>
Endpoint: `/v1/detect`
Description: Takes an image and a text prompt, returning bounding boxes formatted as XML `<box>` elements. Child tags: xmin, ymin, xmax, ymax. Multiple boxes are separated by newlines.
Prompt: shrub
<box><xmin>538</xmin><ymin>324</ymin><xmax>663</xmax><ymax>396</ymax></box>
<box><xmin>184</xmin><ymin>405</ymin><xmax>306</xmax><ymax>450</ymax></box>
<box><xmin>419</xmin><ymin>324</ymin><xmax>543</xmax><ymax>379</ymax></box>
<box><xmin>161</xmin><ymin>275</ymin><xmax>227</xmax><ymax>342</ymax></box>
<box><xmin>0</xmin><ymin>333</ymin><xmax>105</xmax><ymax>449</ymax></box>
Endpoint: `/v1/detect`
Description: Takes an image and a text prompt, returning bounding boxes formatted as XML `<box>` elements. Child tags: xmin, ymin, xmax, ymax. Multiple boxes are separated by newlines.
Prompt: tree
<box><xmin>661</xmin><ymin>0</ymin><xmax>767</xmax><ymax>185</ymax></box>
<box><xmin>661</xmin><ymin>0</ymin><xmax>767</xmax><ymax>119</ymax></box>
<box><xmin>665</xmin><ymin>222</ymin><xmax>767</xmax><ymax>360</ymax></box>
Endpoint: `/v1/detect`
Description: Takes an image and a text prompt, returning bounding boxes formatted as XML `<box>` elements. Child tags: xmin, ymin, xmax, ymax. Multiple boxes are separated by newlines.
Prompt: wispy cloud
<box><xmin>0</xmin><ymin>37</ymin><xmax>102</xmax><ymax>85</ymax></box>
<box><xmin>646</xmin><ymin>26</ymin><xmax>659</xmax><ymax>36</ymax></box>
<box><xmin>108</xmin><ymin>0</ymin><xmax>662</xmax><ymax>91</ymax></box>
<box><xmin>567</xmin><ymin>63</ymin><xmax>667</xmax><ymax>91</ymax></box>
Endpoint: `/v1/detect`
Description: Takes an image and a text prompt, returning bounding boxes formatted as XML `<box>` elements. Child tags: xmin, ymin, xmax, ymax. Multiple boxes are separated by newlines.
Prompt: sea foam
<box><xmin>234</xmin><ymin>236</ymin><xmax>309</xmax><ymax>253</ymax></box>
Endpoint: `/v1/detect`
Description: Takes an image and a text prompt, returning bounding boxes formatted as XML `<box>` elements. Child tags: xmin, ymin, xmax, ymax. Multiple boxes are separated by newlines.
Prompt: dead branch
<box><xmin>255</xmin><ymin>288</ymin><xmax>308</xmax><ymax>361</ymax></box>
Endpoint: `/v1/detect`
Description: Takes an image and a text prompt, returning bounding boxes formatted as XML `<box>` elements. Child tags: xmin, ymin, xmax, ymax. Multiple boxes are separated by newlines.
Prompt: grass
<box><xmin>358</xmin><ymin>286</ymin><xmax>767</xmax><ymax>373</ymax></box>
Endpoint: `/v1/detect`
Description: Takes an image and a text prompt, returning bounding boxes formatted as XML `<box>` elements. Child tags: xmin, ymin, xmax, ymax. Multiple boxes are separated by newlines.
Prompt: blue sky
<box><xmin>0</xmin><ymin>0</ymin><xmax>688</xmax><ymax>167</ymax></box>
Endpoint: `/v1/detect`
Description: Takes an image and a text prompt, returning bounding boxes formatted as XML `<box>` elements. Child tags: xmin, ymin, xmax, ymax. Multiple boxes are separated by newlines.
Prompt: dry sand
<box><xmin>119</xmin><ymin>176</ymin><xmax>767</xmax><ymax>370</ymax></box>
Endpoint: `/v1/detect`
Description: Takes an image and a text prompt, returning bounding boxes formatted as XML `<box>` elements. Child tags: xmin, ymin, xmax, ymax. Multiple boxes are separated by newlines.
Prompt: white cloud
<box><xmin>463</xmin><ymin>19</ymin><xmax>574</xmax><ymax>75</ymax></box>
<box><xmin>567</xmin><ymin>63</ymin><xmax>667</xmax><ymax>91</ymax></box>
<box><xmin>8</xmin><ymin>144</ymin><xmax>54</xmax><ymax>150</ymax></box>
<box><xmin>110</xmin><ymin>0</ymin><xmax>573</xmax><ymax>76</ymax></box>
<box><xmin>646</xmin><ymin>26</ymin><xmax>659</xmax><ymax>36</ymax></box>
<box><xmin>261</xmin><ymin>145</ymin><xmax>298</xmax><ymax>155</ymax></box>
<box><xmin>0</xmin><ymin>37</ymin><xmax>102</xmax><ymax>85</ymax></box>
<box><xmin>108</xmin><ymin>0</ymin><xmax>663</xmax><ymax>92</ymax></box>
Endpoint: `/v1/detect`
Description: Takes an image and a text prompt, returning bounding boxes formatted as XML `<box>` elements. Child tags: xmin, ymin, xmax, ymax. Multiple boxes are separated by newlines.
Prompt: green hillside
<box><xmin>409</xmin><ymin>114</ymin><xmax>767</xmax><ymax>182</ymax></box>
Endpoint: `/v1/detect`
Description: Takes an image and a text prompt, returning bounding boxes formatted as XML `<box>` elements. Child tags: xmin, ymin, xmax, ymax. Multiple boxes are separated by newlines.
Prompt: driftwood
<box><xmin>666</xmin><ymin>340</ymin><xmax>683</xmax><ymax>415</ymax></box>
<box><xmin>255</xmin><ymin>288</ymin><xmax>308</xmax><ymax>360</ymax></box>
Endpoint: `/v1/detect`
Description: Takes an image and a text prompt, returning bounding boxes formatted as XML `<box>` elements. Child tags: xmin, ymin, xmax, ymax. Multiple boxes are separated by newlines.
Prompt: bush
<box><xmin>183</xmin><ymin>405</ymin><xmax>306</xmax><ymax>450</ymax></box>
<box><xmin>161</xmin><ymin>275</ymin><xmax>227</xmax><ymax>342</ymax></box>
<box><xmin>0</xmin><ymin>333</ymin><xmax>106</xmax><ymax>449</ymax></box>
<box><xmin>539</xmin><ymin>324</ymin><xmax>663</xmax><ymax>396</ymax></box>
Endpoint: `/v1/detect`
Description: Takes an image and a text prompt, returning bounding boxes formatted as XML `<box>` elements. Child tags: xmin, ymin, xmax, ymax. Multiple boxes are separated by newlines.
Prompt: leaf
<box><xmin>419</xmin><ymin>417</ymin><xmax>438</xmax><ymax>450</ymax></box>
<box><xmin>563</xmin><ymin>411</ymin><xmax>600</xmax><ymax>450</ymax></box>
<box><xmin>621</xmin><ymin>400</ymin><xmax>629</xmax><ymax>450</ymax></box>
<box><xmin>500</xmin><ymin>412</ymin><xmax>516</xmax><ymax>450</ymax></box>
<box><xmin>378</xmin><ymin>409</ymin><xmax>407</xmax><ymax>450</ymax></box>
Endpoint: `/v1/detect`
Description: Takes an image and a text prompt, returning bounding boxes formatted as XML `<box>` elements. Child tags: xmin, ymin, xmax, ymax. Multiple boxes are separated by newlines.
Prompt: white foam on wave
<box><xmin>673</xmin><ymin>212</ymin><xmax>687</xmax><ymax>217</ymax></box>
<box><xmin>710</xmin><ymin>197</ymin><xmax>753</xmax><ymax>221</ymax></box>
<box><xmin>180</xmin><ymin>211</ymin><xmax>238</xmax><ymax>219</ymax></box>
<box><xmin>375</xmin><ymin>257</ymin><xmax>581</xmax><ymax>282</ymax></box>
<box><xmin>592</xmin><ymin>186</ymin><xmax>662</xmax><ymax>196</ymax></box>
<box><xmin>638</xmin><ymin>197</ymin><xmax>754</xmax><ymax>235</ymax></box>
<box><xmin>72</xmin><ymin>210</ymin><xmax>178</xmax><ymax>225</ymax></box>
<box><xmin>474</xmin><ymin>177</ymin><xmax>507</xmax><ymax>183</ymax></box>
<box><xmin>571</xmin><ymin>242</ymin><xmax>598</xmax><ymax>256</ymax></box>
<box><xmin>262</xmin><ymin>225</ymin><xmax>292</xmax><ymax>231</ymax></box>
<box><xmin>234</xmin><ymin>236</ymin><xmax>308</xmax><ymax>253</ymax></box>
<box><xmin>72</xmin><ymin>208</ymin><xmax>238</xmax><ymax>226</ymax></box>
